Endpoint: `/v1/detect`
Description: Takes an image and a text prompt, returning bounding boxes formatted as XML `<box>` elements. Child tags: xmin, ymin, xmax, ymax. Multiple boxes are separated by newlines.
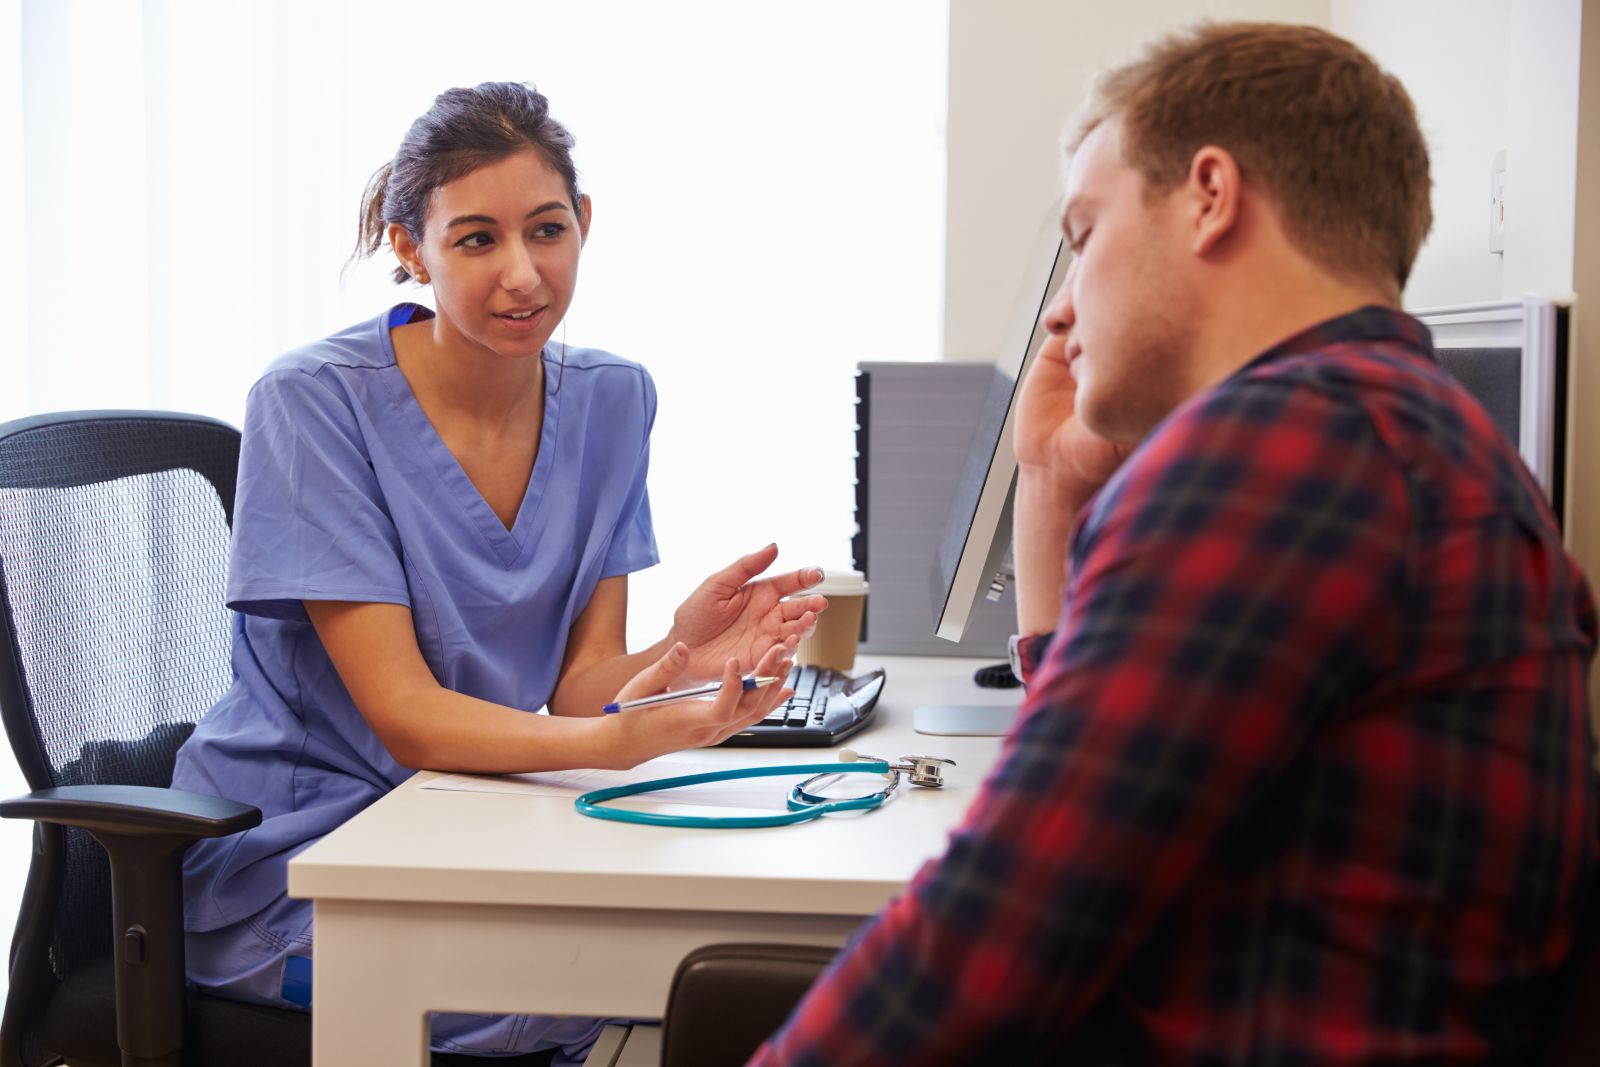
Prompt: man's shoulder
<box><xmin>1188</xmin><ymin>337</ymin><xmax>1498</xmax><ymax>469</ymax></box>
<box><xmin>1238</xmin><ymin>336</ymin><xmax>1448</xmax><ymax>400</ymax></box>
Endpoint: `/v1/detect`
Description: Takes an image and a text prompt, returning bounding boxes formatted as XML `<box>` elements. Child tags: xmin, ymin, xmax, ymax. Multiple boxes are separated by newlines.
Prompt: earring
<box><xmin>414</xmin><ymin>268</ymin><xmax>429</xmax><ymax>285</ymax></box>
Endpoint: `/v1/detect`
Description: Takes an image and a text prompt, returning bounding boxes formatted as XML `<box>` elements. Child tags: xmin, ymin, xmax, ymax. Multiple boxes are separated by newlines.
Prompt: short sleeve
<box><xmin>226</xmin><ymin>368</ymin><xmax>410</xmax><ymax>621</ymax></box>
<box><xmin>600</xmin><ymin>366</ymin><xmax>660</xmax><ymax>578</ymax></box>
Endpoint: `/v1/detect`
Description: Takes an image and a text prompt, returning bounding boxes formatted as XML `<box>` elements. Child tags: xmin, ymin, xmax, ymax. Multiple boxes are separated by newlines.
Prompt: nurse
<box><xmin>171</xmin><ymin>81</ymin><xmax>822</xmax><ymax>1063</ymax></box>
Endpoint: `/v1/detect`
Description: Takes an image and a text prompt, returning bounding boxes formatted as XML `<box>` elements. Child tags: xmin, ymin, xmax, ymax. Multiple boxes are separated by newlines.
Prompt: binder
<box><xmin>853</xmin><ymin>361</ymin><xmax>1016</xmax><ymax>657</ymax></box>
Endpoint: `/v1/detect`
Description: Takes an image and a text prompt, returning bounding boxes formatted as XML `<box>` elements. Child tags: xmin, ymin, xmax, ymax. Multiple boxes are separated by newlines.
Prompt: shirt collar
<box><xmin>1242</xmin><ymin>304</ymin><xmax>1435</xmax><ymax>372</ymax></box>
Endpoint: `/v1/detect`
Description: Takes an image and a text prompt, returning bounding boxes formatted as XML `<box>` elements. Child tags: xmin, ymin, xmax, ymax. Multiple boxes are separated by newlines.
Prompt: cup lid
<box><xmin>811</xmin><ymin>568</ymin><xmax>868</xmax><ymax>596</ymax></box>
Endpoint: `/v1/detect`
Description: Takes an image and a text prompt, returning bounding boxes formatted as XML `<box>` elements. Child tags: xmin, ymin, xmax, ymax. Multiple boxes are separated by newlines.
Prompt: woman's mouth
<box><xmin>496</xmin><ymin>307</ymin><xmax>546</xmax><ymax>331</ymax></box>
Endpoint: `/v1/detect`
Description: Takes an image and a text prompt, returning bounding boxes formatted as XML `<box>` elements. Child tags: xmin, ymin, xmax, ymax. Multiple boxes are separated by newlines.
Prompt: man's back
<box><xmin>757</xmin><ymin>308</ymin><xmax>1595</xmax><ymax>1065</ymax></box>
<box><xmin>1045</xmin><ymin>306</ymin><xmax>1597</xmax><ymax>1061</ymax></box>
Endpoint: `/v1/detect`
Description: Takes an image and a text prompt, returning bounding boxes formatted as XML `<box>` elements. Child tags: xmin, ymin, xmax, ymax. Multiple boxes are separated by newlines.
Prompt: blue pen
<box><xmin>603</xmin><ymin>675</ymin><xmax>781</xmax><ymax>714</ymax></box>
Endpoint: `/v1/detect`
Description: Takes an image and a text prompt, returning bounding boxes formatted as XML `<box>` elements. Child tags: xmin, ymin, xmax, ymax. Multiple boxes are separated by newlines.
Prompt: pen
<box><xmin>602</xmin><ymin>675</ymin><xmax>782</xmax><ymax>715</ymax></box>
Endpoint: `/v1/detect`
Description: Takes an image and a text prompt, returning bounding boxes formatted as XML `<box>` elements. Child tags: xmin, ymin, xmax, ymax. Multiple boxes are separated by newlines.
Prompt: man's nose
<box><xmin>1042</xmin><ymin>273</ymin><xmax>1074</xmax><ymax>335</ymax></box>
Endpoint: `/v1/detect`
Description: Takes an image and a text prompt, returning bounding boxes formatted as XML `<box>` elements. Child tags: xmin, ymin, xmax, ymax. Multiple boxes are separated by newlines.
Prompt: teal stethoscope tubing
<box><xmin>574</xmin><ymin>760</ymin><xmax>894</xmax><ymax>829</ymax></box>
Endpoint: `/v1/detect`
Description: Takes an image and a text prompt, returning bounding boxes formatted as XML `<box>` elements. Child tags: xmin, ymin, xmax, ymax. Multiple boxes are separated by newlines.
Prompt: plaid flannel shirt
<box><xmin>753</xmin><ymin>307</ymin><xmax>1597</xmax><ymax>1065</ymax></box>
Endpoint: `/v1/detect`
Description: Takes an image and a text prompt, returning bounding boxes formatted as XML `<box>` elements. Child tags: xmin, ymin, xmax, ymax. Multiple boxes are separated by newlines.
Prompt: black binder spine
<box><xmin>852</xmin><ymin>368</ymin><xmax>870</xmax><ymax>641</ymax></box>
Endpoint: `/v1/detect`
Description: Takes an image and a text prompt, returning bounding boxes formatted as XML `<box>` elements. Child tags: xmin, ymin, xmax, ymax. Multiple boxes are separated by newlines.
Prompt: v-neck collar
<box><xmin>378</xmin><ymin>304</ymin><xmax>561</xmax><ymax>568</ymax></box>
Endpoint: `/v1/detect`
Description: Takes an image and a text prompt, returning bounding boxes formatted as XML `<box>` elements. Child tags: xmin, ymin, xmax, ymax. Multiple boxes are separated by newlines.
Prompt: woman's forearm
<box><xmin>547</xmin><ymin>636</ymin><xmax>672</xmax><ymax>717</ymax></box>
<box><xmin>378</xmin><ymin>679</ymin><xmax>631</xmax><ymax>771</ymax></box>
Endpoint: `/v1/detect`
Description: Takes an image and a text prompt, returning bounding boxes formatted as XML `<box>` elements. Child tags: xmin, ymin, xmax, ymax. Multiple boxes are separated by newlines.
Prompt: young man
<box><xmin>753</xmin><ymin>22</ymin><xmax>1597</xmax><ymax>1065</ymax></box>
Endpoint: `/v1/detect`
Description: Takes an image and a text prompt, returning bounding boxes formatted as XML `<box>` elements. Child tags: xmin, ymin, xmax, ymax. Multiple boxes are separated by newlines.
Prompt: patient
<box><xmin>755</xmin><ymin>22</ymin><xmax>1597</xmax><ymax>1065</ymax></box>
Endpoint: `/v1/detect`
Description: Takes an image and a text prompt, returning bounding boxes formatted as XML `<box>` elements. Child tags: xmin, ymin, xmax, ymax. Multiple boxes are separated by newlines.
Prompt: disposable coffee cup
<box><xmin>796</xmin><ymin>570</ymin><xmax>869</xmax><ymax>674</ymax></box>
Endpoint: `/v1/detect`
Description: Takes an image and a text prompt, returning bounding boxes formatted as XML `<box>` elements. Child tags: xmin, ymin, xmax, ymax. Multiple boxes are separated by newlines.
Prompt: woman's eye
<box><xmin>456</xmin><ymin>232</ymin><xmax>493</xmax><ymax>249</ymax></box>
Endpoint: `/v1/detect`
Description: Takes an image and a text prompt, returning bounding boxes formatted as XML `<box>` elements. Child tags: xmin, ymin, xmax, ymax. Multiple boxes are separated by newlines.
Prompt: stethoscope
<box><xmin>574</xmin><ymin>750</ymin><xmax>956</xmax><ymax>829</ymax></box>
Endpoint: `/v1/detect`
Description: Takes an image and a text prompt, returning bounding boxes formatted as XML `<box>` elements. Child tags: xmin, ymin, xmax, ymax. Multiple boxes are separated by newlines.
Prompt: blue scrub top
<box><xmin>173</xmin><ymin>304</ymin><xmax>658</xmax><ymax>931</ymax></box>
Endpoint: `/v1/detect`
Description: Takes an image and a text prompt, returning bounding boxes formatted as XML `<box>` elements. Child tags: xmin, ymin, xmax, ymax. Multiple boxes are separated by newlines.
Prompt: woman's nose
<box><xmin>502</xmin><ymin>246</ymin><xmax>540</xmax><ymax>293</ymax></box>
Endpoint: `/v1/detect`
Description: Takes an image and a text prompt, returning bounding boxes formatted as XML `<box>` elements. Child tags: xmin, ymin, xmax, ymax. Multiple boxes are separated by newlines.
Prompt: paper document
<box><xmin>421</xmin><ymin>753</ymin><xmax>800</xmax><ymax>813</ymax></box>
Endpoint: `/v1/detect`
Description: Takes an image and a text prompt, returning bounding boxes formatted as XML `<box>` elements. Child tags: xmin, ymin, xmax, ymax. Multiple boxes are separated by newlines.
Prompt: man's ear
<box><xmin>1187</xmin><ymin>145</ymin><xmax>1242</xmax><ymax>257</ymax></box>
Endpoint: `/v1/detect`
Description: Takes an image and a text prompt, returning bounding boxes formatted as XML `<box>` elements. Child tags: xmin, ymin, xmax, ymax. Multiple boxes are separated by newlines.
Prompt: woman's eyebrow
<box><xmin>444</xmin><ymin>202</ymin><xmax>571</xmax><ymax>229</ymax></box>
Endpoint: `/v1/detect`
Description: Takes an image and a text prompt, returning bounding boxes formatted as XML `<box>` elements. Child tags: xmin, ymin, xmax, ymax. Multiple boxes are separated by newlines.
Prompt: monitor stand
<box><xmin>913</xmin><ymin>699</ymin><xmax>1021</xmax><ymax>737</ymax></box>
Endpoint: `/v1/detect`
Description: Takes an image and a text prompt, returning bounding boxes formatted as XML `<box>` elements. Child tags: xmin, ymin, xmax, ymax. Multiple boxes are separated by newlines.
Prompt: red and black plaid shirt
<box><xmin>754</xmin><ymin>307</ymin><xmax>1597</xmax><ymax>1065</ymax></box>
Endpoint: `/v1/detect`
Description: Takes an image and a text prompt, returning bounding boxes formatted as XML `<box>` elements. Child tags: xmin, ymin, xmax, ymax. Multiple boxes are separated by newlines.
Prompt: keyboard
<box><xmin>719</xmin><ymin>664</ymin><xmax>886</xmax><ymax>747</ymax></box>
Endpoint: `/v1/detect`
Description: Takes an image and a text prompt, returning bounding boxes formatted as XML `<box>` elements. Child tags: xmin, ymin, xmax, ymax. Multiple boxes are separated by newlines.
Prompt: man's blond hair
<box><xmin>1073</xmin><ymin>22</ymin><xmax>1432</xmax><ymax>293</ymax></box>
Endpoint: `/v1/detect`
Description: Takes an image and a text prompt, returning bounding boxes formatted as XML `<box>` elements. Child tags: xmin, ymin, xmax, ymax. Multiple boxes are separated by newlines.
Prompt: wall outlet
<box><xmin>1489</xmin><ymin>148</ymin><xmax>1507</xmax><ymax>254</ymax></box>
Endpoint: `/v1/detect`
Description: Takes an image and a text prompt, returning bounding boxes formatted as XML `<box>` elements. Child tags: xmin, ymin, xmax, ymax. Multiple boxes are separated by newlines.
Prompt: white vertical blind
<box><xmin>0</xmin><ymin>0</ymin><xmax>947</xmax><ymax>1000</ymax></box>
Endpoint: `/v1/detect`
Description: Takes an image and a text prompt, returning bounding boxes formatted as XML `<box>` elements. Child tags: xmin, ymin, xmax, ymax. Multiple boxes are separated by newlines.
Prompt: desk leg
<box><xmin>312</xmin><ymin>900</ymin><xmax>431</xmax><ymax>1067</ymax></box>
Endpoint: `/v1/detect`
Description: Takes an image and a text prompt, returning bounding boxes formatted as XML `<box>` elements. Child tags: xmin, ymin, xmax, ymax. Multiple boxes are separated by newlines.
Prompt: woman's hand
<box><xmin>668</xmin><ymin>544</ymin><xmax>826</xmax><ymax>681</ymax></box>
<box><xmin>603</xmin><ymin>641</ymin><xmax>795</xmax><ymax>767</ymax></box>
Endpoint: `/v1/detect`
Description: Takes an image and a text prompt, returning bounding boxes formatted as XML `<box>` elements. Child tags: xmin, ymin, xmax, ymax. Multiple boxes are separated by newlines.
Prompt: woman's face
<box><xmin>392</xmin><ymin>147</ymin><xmax>590</xmax><ymax>363</ymax></box>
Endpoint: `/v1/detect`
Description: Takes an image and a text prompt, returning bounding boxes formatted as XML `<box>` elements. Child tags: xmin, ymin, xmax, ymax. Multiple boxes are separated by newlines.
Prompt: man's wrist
<box><xmin>1013</xmin><ymin>466</ymin><xmax>1091</xmax><ymax>634</ymax></box>
<box><xmin>1008</xmin><ymin>631</ymin><xmax>1055</xmax><ymax>686</ymax></box>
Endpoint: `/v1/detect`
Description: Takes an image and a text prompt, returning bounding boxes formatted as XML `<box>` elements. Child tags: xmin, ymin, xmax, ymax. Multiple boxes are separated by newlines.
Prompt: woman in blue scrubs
<box><xmin>170</xmin><ymin>82</ymin><xmax>822</xmax><ymax>1064</ymax></box>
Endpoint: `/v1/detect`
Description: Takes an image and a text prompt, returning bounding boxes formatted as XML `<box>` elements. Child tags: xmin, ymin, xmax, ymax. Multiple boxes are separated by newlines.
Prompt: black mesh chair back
<box><xmin>0</xmin><ymin>411</ymin><xmax>309</xmax><ymax>1067</ymax></box>
<box><xmin>0</xmin><ymin>412</ymin><xmax>236</xmax><ymax>977</ymax></box>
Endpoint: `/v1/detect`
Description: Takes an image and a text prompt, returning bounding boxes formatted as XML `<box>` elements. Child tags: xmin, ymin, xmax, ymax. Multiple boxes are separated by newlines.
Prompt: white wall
<box><xmin>942</xmin><ymin>0</ymin><xmax>1330</xmax><ymax>362</ymax></box>
<box><xmin>1331</xmin><ymin>1</ymin><xmax>1508</xmax><ymax>306</ymax></box>
<box><xmin>944</xmin><ymin>0</ymin><xmax>1587</xmax><ymax>349</ymax></box>
<box><xmin>1502</xmin><ymin>0</ymin><xmax>1584</xmax><ymax>299</ymax></box>
<box><xmin>1332</xmin><ymin>0</ymin><xmax>1583</xmax><ymax>308</ymax></box>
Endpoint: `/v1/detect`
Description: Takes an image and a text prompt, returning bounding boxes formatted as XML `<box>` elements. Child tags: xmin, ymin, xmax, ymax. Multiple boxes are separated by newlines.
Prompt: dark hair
<box><xmin>1072</xmin><ymin>22</ymin><xmax>1432</xmax><ymax>295</ymax></box>
<box><xmin>352</xmin><ymin>81</ymin><xmax>583</xmax><ymax>284</ymax></box>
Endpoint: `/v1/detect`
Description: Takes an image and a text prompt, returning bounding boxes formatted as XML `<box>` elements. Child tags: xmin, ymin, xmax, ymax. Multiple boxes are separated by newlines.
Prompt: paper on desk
<box><xmin>420</xmin><ymin>753</ymin><xmax>794</xmax><ymax>814</ymax></box>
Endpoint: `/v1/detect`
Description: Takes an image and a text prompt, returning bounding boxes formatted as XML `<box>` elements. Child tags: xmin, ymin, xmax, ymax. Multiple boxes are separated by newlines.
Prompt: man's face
<box><xmin>1042</xmin><ymin>119</ymin><xmax>1198</xmax><ymax>443</ymax></box>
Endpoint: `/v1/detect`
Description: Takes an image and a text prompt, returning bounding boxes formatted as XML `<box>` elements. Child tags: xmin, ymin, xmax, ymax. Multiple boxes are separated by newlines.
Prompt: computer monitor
<box><xmin>931</xmin><ymin>211</ymin><xmax>1070</xmax><ymax>643</ymax></box>
<box><xmin>1412</xmin><ymin>296</ymin><xmax>1570</xmax><ymax>527</ymax></box>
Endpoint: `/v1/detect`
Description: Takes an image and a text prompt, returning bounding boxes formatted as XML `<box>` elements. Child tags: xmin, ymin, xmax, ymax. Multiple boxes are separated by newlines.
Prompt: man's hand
<box><xmin>1015</xmin><ymin>333</ymin><xmax>1130</xmax><ymax>497</ymax></box>
<box><xmin>1012</xmin><ymin>333</ymin><xmax>1132</xmax><ymax>635</ymax></box>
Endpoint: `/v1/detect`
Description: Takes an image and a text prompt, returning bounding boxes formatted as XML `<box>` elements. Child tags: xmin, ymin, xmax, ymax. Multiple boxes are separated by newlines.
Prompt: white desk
<box><xmin>288</xmin><ymin>655</ymin><xmax>1016</xmax><ymax>1065</ymax></box>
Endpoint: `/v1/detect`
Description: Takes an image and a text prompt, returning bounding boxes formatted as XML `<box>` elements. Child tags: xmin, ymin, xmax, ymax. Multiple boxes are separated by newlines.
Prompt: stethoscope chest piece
<box><xmin>902</xmin><ymin>755</ymin><xmax>957</xmax><ymax>788</ymax></box>
<box><xmin>839</xmin><ymin>750</ymin><xmax>957</xmax><ymax>789</ymax></box>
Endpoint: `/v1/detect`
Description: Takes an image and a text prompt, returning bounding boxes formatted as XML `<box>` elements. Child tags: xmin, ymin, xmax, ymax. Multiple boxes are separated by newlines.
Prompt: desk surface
<box><xmin>289</xmin><ymin>655</ymin><xmax>1015</xmax><ymax>918</ymax></box>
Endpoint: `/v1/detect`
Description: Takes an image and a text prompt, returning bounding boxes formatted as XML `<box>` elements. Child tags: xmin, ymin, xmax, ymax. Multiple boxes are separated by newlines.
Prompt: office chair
<box><xmin>0</xmin><ymin>410</ymin><xmax>311</xmax><ymax>1067</ymax></box>
<box><xmin>0</xmin><ymin>410</ymin><xmax>570</xmax><ymax>1067</ymax></box>
<box><xmin>660</xmin><ymin>943</ymin><xmax>835</xmax><ymax>1067</ymax></box>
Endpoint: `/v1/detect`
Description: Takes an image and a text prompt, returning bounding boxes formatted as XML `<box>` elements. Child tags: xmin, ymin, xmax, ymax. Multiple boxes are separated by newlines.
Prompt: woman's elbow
<box><xmin>354</xmin><ymin>686</ymin><xmax>441</xmax><ymax>770</ymax></box>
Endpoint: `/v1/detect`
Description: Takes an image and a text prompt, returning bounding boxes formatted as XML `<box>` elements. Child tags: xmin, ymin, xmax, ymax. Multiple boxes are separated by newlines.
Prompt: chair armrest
<box><xmin>662</xmin><ymin>943</ymin><xmax>836</xmax><ymax>1067</ymax></box>
<box><xmin>1</xmin><ymin>784</ymin><xmax>261</xmax><ymax>1063</ymax></box>
<box><xmin>0</xmin><ymin>784</ymin><xmax>260</xmax><ymax>839</ymax></box>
